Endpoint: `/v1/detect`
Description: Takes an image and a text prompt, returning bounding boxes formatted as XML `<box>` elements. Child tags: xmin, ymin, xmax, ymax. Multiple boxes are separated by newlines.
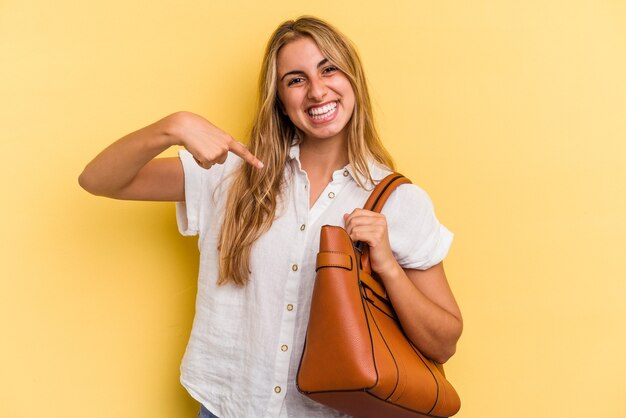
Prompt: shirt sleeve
<box><xmin>175</xmin><ymin>149</ymin><xmax>204</xmax><ymax>236</ymax></box>
<box><xmin>381</xmin><ymin>183</ymin><xmax>454</xmax><ymax>270</ymax></box>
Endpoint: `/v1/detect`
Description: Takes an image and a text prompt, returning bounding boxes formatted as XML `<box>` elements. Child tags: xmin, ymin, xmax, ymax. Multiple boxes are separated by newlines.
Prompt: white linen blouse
<box><xmin>175</xmin><ymin>144</ymin><xmax>453</xmax><ymax>418</ymax></box>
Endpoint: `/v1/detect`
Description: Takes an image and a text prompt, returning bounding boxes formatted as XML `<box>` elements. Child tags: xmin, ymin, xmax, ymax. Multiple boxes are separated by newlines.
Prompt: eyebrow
<box><xmin>280</xmin><ymin>58</ymin><xmax>330</xmax><ymax>81</ymax></box>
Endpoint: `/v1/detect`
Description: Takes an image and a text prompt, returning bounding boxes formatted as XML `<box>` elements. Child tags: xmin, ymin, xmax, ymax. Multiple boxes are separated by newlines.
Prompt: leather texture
<box><xmin>297</xmin><ymin>173</ymin><xmax>461</xmax><ymax>418</ymax></box>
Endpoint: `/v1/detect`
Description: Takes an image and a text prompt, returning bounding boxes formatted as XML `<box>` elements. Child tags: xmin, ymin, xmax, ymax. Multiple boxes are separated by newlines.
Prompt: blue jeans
<box><xmin>198</xmin><ymin>404</ymin><xmax>219</xmax><ymax>418</ymax></box>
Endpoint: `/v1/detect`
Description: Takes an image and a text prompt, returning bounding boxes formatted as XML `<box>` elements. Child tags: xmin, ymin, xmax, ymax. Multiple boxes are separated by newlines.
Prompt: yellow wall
<box><xmin>2</xmin><ymin>1</ymin><xmax>625</xmax><ymax>417</ymax></box>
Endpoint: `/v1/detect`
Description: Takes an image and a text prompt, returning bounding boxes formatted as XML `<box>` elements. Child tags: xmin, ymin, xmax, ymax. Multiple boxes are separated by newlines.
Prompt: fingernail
<box><xmin>258</xmin><ymin>161</ymin><xmax>264</xmax><ymax>169</ymax></box>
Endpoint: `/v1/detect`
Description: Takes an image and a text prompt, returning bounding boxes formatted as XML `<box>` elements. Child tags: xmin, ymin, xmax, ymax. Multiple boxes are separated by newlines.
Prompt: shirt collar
<box><xmin>288</xmin><ymin>142</ymin><xmax>391</xmax><ymax>190</ymax></box>
<box><xmin>288</xmin><ymin>141</ymin><xmax>301</xmax><ymax>160</ymax></box>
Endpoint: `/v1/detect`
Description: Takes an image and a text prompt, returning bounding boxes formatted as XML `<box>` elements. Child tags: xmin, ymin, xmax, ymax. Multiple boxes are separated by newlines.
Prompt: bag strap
<box><xmin>363</xmin><ymin>173</ymin><xmax>411</xmax><ymax>213</ymax></box>
<box><xmin>357</xmin><ymin>173</ymin><xmax>411</xmax><ymax>274</ymax></box>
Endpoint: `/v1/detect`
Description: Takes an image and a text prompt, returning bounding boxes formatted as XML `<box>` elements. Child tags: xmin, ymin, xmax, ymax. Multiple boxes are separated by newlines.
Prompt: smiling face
<box><xmin>276</xmin><ymin>36</ymin><xmax>356</xmax><ymax>145</ymax></box>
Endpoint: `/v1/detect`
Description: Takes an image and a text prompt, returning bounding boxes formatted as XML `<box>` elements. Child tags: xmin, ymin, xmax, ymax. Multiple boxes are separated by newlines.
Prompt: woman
<box><xmin>79</xmin><ymin>16</ymin><xmax>462</xmax><ymax>418</ymax></box>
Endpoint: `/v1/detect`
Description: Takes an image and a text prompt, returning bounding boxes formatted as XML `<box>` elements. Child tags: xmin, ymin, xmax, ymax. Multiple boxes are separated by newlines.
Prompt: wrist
<box><xmin>376</xmin><ymin>258</ymin><xmax>404</xmax><ymax>283</ymax></box>
<box><xmin>158</xmin><ymin>111</ymin><xmax>188</xmax><ymax>147</ymax></box>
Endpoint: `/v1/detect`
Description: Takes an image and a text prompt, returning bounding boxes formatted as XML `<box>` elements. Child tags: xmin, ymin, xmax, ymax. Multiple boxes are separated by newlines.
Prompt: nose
<box><xmin>307</xmin><ymin>76</ymin><xmax>328</xmax><ymax>102</ymax></box>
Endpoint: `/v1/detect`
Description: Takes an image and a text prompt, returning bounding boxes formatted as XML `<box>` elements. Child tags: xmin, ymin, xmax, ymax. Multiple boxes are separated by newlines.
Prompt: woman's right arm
<box><xmin>78</xmin><ymin>111</ymin><xmax>263</xmax><ymax>201</ymax></box>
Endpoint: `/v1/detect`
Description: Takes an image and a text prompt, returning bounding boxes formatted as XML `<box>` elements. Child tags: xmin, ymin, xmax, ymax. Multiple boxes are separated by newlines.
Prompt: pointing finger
<box><xmin>229</xmin><ymin>140</ymin><xmax>264</xmax><ymax>169</ymax></box>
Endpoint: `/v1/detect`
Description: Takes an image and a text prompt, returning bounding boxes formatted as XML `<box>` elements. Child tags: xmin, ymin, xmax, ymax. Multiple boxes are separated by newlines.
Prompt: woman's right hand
<box><xmin>79</xmin><ymin>111</ymin><xmax>262</xmax><ymax>202</ymax></box>
<box><xmin>172</xmin><ymin>111</ymin><xmax>264</xmax><ymax>170</ymax></box>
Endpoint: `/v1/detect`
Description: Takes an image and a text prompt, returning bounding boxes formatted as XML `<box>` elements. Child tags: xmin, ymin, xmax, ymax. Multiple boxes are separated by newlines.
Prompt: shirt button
<box><xmin>274</xmin><ymin>386</ymin><xmax>282</xmax><ymax>394</ymax></box>
<box><xmin>292</xmin><ymin>264</ymin><xmax>298</xmax><ymax>271</ymax></box>
<box><xmin>343</xmin><ymin>170</ymin><xmax>349</xmax><ymax>177</ymax></box>
<box><xmin>300</xmin><ymin>224</ymin><xmax>306</xmax><ymax>231</ymax></box>
<box><xmin>281</xmin><ymin>344</ymin><xmax>288</xmax><ymax>352</ymax></box>
<box><xmin>287</xmin><ymin>304</ymin><xmax>294</xmax><ymax>311</ymax></box>
<box><xmin>328</xmin><ymin>191</ymin><xmax>335</xmax><ymax>199</ymax></box>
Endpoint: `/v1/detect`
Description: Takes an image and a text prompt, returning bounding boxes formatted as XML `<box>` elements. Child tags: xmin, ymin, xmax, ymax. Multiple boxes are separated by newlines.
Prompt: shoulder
<box><xmin>362</xmin><ymin>159</ymin><xmax>433</xmax><ymax>211</ymax></box>
<box><xmin>353</xmin><ymin>161</ymin><xmax>435</xmax><ymax>212</ymax></box>
<box><xmin>382</xmin><ymin>181</ymin><xmax>435</xmax><ymax>216</ymax></box>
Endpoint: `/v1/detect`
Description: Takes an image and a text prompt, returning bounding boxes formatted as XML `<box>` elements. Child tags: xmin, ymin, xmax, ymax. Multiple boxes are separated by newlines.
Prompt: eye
<box><xmin>287</xmin><ymin>77</ymin><xmax>304</xmax><ymax>86</ymax></box>
<box><xmin>322</xmin><ymin>65</ymin><xmax>338</xmax><ymax>74</ymax></box>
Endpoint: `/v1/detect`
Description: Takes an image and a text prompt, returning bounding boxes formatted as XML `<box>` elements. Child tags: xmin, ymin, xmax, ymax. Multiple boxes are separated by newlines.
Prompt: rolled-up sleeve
<box><xmin>382</xmin><ymin>183</ymin><xmax>454</xmax><ymax>270</ymax></box>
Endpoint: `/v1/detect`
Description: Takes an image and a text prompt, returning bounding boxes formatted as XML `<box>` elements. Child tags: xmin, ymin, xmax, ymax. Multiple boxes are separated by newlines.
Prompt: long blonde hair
<box><xmin>218</xmin><ymin>16</ymin><xmax>394</xmax><ymax>286</ymax></box>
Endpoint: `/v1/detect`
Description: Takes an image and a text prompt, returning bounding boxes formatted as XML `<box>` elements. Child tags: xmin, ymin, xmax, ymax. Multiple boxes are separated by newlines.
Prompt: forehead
<box><xmin>276</xmin><ymin>37</ymin><xmax>326</xmax><ymax>74</ymax></box>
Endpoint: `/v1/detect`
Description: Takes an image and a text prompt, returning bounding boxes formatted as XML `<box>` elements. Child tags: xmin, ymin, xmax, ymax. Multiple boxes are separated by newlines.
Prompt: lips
<box><xmin>306</xmin><ymin>101</ymin><xmax>338</xmax><ymax>122</ymax></box>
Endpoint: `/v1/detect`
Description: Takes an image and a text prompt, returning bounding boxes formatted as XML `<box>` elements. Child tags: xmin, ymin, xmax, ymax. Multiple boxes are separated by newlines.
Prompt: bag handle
<box><xmin>356</xmin><ymin>173</ymin><xmax>411</xmax><ymax>274</ymax></box>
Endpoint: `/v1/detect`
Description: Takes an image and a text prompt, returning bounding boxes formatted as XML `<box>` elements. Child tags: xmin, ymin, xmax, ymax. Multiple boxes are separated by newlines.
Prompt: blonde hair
<box><xmin>218</xmin><ymin>16</ymin><xmax>394</xmax><ymax>286</ymax></box>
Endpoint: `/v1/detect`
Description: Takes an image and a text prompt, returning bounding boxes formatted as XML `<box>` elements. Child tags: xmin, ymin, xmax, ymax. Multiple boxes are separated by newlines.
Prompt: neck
<box><xmin>298</xmin><ymin>135</ymin><xmax>349</xmax><ymax>182</ymax></box>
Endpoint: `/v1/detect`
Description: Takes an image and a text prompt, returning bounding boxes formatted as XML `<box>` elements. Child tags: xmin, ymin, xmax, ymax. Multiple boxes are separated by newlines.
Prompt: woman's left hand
<box><xmin>343</xmin><ymin>209</ymin><xmax>398</xmax><ymax>275</ymax></box>
<box><xmin>344</xmin><ymin>209</ymin><xmax>462</xmax><ymax>363</ymax></box>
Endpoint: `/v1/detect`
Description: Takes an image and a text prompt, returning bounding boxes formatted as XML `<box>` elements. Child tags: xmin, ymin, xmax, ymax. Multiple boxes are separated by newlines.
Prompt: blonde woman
<box><xmin>79</xmin><ymin>16</ymin><xmax>462</xmax><ymax>418</ymax></box>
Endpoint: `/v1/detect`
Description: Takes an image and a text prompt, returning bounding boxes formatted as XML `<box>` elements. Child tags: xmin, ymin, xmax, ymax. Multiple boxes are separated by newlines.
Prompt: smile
<box><xmin>307</xmin><ymin>101</ymin><xmax>338</xmax><ymax>121</ymax></box>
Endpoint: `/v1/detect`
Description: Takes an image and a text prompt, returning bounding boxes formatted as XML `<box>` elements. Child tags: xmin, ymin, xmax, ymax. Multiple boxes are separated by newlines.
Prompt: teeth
<box><xmin>308</xmin><ymin>102</ymin><xmax>337</xmax><ymax>117</ymax></box>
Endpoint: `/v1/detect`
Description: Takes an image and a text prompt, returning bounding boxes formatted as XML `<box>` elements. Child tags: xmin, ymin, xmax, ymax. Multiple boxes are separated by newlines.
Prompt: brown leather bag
<box><xmin>297</xmin><ymin>173</ymin><xmax>461</xmax><ymax>418</ymax></box>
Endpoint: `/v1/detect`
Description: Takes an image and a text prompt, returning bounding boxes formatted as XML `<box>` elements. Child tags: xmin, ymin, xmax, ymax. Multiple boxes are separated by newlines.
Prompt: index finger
<box><xmin>229</xmin><ymin>140</ymin><xmax>264</xmax><ymax>169</ymax></box>
<box><xmin>350</xmin><ymin>209</ymin><xmax>382</xmax><ymax>217</ymax></box>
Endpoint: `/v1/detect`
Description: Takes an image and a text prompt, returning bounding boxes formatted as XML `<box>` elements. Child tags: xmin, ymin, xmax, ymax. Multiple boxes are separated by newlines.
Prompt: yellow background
<box><xmin>1</xmin><ymin>1</ymin><xmax>625</xmax><ymax>417</ymax></box>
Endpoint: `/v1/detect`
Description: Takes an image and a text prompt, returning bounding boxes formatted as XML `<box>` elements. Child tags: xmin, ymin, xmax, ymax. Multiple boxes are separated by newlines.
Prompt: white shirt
<box><xmin>175</xmin><ymin>144</ymin><xmax>453</xmax><ymax>418</ymax></box>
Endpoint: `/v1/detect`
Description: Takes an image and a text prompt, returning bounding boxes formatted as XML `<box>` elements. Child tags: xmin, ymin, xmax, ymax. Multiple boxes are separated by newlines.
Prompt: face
<box><xmin>276</xmin><ymin>37</ymin><xmax>356</xmax><ymax>144</ymax></box>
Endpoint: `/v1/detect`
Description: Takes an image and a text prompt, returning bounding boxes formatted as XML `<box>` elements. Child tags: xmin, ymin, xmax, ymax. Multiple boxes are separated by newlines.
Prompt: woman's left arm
<box><xmin>344</xmin><ymin>210</ymin><xmax>463</xmax><ymax>364</ymax></box>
